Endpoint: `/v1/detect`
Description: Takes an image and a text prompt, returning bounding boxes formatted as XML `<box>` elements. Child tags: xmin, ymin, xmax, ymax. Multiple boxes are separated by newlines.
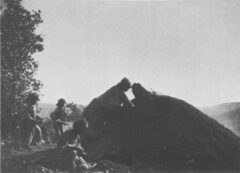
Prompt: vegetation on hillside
<box><xmin>201</xmin><ymin>102</ymin><xmax>240</xmax><ymax>137</ymax></box>
<box><xmin>1</xmin><ymin>0</ymin><xmax>44</xmax><ymax>139</ymax></box>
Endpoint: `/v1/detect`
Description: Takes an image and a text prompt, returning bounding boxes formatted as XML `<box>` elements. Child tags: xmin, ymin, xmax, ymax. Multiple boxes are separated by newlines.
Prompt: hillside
<box><xmin>37</xmin><ymin>103</ymin><xmax>55</xmax><ymax>118</ymax></box>
<box><xmin>37</xmin><ymin>102</ymin><xmax>85</xmax><ymax>120</ymax></box>
<box><xmin>200</xmin><ymin>102</ymin><xmax>240</xmax><ymax>137</ymax></box>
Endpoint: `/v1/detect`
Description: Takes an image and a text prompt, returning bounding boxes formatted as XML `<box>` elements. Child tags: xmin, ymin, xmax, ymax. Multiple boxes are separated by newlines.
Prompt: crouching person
<box><xmin>57</xmin><ymin>119</ymin><xmax>95</xmax><ymax>172</ymax></box>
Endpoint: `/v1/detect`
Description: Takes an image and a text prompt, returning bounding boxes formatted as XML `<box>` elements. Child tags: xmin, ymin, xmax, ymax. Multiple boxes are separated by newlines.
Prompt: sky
<box><xmin>22</xmin><ymin>0</ymin><xmax>240</xmax><ymax>107</ymax></box>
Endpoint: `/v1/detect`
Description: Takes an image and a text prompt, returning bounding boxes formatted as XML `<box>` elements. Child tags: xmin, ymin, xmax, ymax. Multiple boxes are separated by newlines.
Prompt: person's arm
<box><xmin>62</xmin><ymin>108</ymin><xmax>68</xmax><ymax>120</ymax></box>
<box><xmin>50</xmin><ymin>112</ymin><xmax>54</xmax><ymax>120</ymax></box>
<box><xmin>57</xmin><ymin>131</ymin><xmax>78</xmax><ymax>148</ymax></box>
<box><xmin>26</xmin><ymin>106</ymin><xmax>36</xmax><ymax>120</ymax></box>
<box><xmin>57</xmin><ymin>132</ymin><xmax>68</xmax><ymax>149</ymax></box>
<box><xmin>57</xmin><ymin>133</ymin><xmax>86</xmax><ymax>155</ymax></box>
<box><xmin>63</xmin><ymin>145</ymin><xmax>85</xmax><ymax>153</ymax></box>
<box><xmin>50</xmin><ymin>108</ymin><xmax>57</xmax><ymax>120</ymax></box>
<box><xmin>51</xmin><ymin>108</ymin><xmax>62</xmax><ymax>122</ymax></box>
<box><xmin>27</xmin><ymin>113</ymin><xmax>35</xmax><ymax>120</ymax></box>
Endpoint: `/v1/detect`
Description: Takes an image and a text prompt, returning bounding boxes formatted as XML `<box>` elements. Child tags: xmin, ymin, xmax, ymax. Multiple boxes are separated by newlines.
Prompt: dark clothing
<box><xmin>97</xmin><ymin>85</ymin><xmax>133</xmax><ymax>110</ymax></box>
<box><xmin>51</xmin><ymin>107</ymin><xmax>67</xmax><ymax>142</ymax></box>
<box><xmin>53</xmin><ymin>122</ymin><xmax>64</xmax><ymax>142</ymax></box>
<box><xmin>57</xmin><ymin>129</ymin><xmax>92</xmax><ymax>172</ymax></box>
<box><xmin>82</xmin><ymin>84</ymin><xmax>133</xmax><ymax>127</ymax></box>
<box><xmin>22</xmin><ymin>104</ymin><xmax>44</xmax><ymax>147</ymax></box>
<box><xmin>22</xmin><ymin>105</ymin><xmax>36</xmax><ymax>147</ymax></box>
<box><xmin>57</xmin><ymin>129</ymin><xmax>80</xmax><ymax>149</ymax></box>
<box><xmin>51</xmin><ymin>107</ymin><xmax>67</xmax><ymax>121</ymax></box>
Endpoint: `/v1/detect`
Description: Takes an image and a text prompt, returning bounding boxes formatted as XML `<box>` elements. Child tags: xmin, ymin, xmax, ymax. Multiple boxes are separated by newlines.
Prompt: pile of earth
<box><xmin>81</xmin><ymin>83</ymin><xmax>240</xmax><ymax>172</ymax></box>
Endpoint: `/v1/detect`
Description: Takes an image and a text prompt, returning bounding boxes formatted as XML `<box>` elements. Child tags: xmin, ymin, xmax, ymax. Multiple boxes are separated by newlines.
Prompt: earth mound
<box><xmin>81</xmin><ymin>83</ymin><xmax>240</xmax><ymax>172</ymax></box>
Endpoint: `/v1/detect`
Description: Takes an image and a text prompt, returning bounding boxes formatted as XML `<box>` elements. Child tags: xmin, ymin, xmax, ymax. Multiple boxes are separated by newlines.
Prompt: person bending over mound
<box><xmin>57</xmin><ymin>119</ymin><xmax>95</xmax><ymax>172</ymax></box>
<box><xmin>131</xmin><ymin>83</ymin><xmax>153</xmax><ymax>103</ymax></box>
<box><xmin>83</xmin><ymin>78</ymin><xmax>134</xmax><ymax>123</ymax></box>
<box><xmin>98</xmin><ymin>77</ymin><xmax>134</xmax><ymax>110</ymax></box>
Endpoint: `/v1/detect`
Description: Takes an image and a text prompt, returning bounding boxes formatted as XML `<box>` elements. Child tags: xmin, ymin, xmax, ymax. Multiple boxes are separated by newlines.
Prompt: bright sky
<box><xmin>22</xmin><ymin>0</ymin><xmax>240</xmax><ymax>107</ymax></box>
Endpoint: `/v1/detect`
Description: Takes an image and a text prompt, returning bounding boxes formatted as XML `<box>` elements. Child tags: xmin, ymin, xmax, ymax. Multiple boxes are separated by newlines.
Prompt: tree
<box><xmin>1</xmin><ymin>0</ymin><xmax>44</xmax><ymax>138</ymax></box>
<box><xmin>66</xmin><ymin>102</ymin><xmax>85</xmax><ymax>121</ymax></box>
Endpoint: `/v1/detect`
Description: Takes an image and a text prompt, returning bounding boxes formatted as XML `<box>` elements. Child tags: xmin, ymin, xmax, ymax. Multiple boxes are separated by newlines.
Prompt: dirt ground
<box><xmin>2</xmin><ymin>141</ymin><xmax>240</xmax><ymax>173</ymax></box>
<box><xmin>1</xmin><ymin>141</ymin><xmax>130</xmax><ymax>173</ymax></box>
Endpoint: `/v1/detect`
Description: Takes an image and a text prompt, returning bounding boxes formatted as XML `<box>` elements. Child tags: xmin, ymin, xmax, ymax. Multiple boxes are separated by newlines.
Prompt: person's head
<box><xmin>132</xmin><ymin>83</ymin><xmax>152</xmax><ymax>101</ymax></box>
<box><xmin>26</xmin><ymin>93</ymin><xmax>40</xmax><ymax>105</ymax></box>
<box><xmin>132</xmin><ymin>83</ymin><xmax>142</xmax><ymax>98</ymax></box>
<box><xmin>118</xmin><ymin>77</ymin><xmax>131</xmax><ymax>92</ymax></box>
<box><xmin>56</xmin><ymin>98</ymin><xmax>66</xmax><ymax>107</ymax></box>
<box><xmin>73</xmin><ymin>119</ymin><xmax>88</xmax><ymax>135</ymax></box>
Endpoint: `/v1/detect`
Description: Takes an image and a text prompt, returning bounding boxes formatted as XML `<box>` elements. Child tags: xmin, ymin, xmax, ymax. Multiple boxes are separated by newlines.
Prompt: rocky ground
<box><xmin>1</xmin><ymin>141</ymin><xmax>131</xmax><ymax>173</ymax></box>
<box><xmin>2</xmin><ymin>141</ymin><xmax>240</xmax><ymax>173</ymax></box>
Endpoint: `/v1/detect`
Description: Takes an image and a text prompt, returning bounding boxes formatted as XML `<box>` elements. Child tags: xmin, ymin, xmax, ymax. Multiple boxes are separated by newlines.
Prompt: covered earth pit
<box><xmin>80</xmin><ymin>83</ymin><xmax>240</xmax><ymax>172</ymax></box>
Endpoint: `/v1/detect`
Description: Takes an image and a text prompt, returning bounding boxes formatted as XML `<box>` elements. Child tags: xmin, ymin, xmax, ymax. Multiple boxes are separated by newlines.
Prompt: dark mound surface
<box><xmin>81</xmin><ymin>84</ymin><xmax>240</xmax><ymax>172</ymax></box>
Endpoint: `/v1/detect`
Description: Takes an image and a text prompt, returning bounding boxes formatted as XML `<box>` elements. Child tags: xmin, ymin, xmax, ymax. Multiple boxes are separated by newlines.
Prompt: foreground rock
<box><xmin>1</xmin><ymin>145</ymin><xmax>130</xmax><ymax>173</ymax></box>
<box><xmin>81</xmin><ymin>83</ymin><xmax>240</xmax><ymax>172</ymax></box>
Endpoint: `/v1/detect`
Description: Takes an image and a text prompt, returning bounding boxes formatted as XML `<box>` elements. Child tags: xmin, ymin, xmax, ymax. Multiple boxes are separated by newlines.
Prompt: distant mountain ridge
<box><xmin>200</xmin><ymin>102</ymin><xmax>240</xmax><ymax>137</ymax></box>
<box><xmin>37</xmin><ymin>103</ymin><xmax>55</xmax><ymax>118</ymax></box>
<box><xmin>37</xmin><ymin>102</ymin><xmax>85</xmax><ymax>121</ymax></box>
<box><xmin>201</xmin><ymin>102</ymin><xmax>240</xmax><ymax>115</ymax></box>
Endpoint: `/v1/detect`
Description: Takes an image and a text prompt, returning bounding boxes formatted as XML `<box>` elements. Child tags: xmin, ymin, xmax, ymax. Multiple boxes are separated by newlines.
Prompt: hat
<box><xmin>119</xmin><ymin>77</ymin><xmax>131</xmax><ymax>90</ymax></box>
<box><xmin>56</xmin><ymin>98</ymin><xmax>66</xmax><ymax>107</ymax></box>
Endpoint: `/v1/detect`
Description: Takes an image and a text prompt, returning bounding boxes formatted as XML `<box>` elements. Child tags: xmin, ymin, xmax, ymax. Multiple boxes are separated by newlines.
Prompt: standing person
<box><xmin>22</xmin><ymin>93</ymin><xmax>45</xmax><ymax>148</ymax></box>
<box><xmin>50</xmin><ymin>98</ymin><xmax>68</xmax><ymax>142</ymax></box>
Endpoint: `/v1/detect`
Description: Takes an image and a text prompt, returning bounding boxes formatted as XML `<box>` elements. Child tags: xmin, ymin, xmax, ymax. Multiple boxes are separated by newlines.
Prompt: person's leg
<box><xmin>31</xmin><ymin>128</ymin><xmax>38</xmax><ymax>145</ymax></box>
<box><xmin>34</xmin><ymin>125</ymin><xmax>45</xmax><ymax>144</ymax></box>
<box><xmin>59</xmin><ymin>124</ymin><xmax>64</xmax><ymax>136</ymax></box>
<box><xmin>66</xmin><ymin>150</ymin><xmax>78</xmax><ymax>173</ymax></box>
<box><xmin>25</xmin><ymin>130</ymin><xmax>33</xmax><ymax>148</ymax></box>
<box><xmin>22</xmin><ymin>119</ymin><xmax>34</xmax><ymax>148</ymax></box>
<box><xmin>76</xmin><ymin>156</ymin><xmax>92</xmax><ymax>170</ymax></box>
<box><xmin>41</xmin><ymin>126</ymin><xmax>50</xmax><ymax>144</ymax></box>
<box><xmin>53</xmin><ymin>122</ymin><xmax>60</xmax><ymax>142</ymax></box>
